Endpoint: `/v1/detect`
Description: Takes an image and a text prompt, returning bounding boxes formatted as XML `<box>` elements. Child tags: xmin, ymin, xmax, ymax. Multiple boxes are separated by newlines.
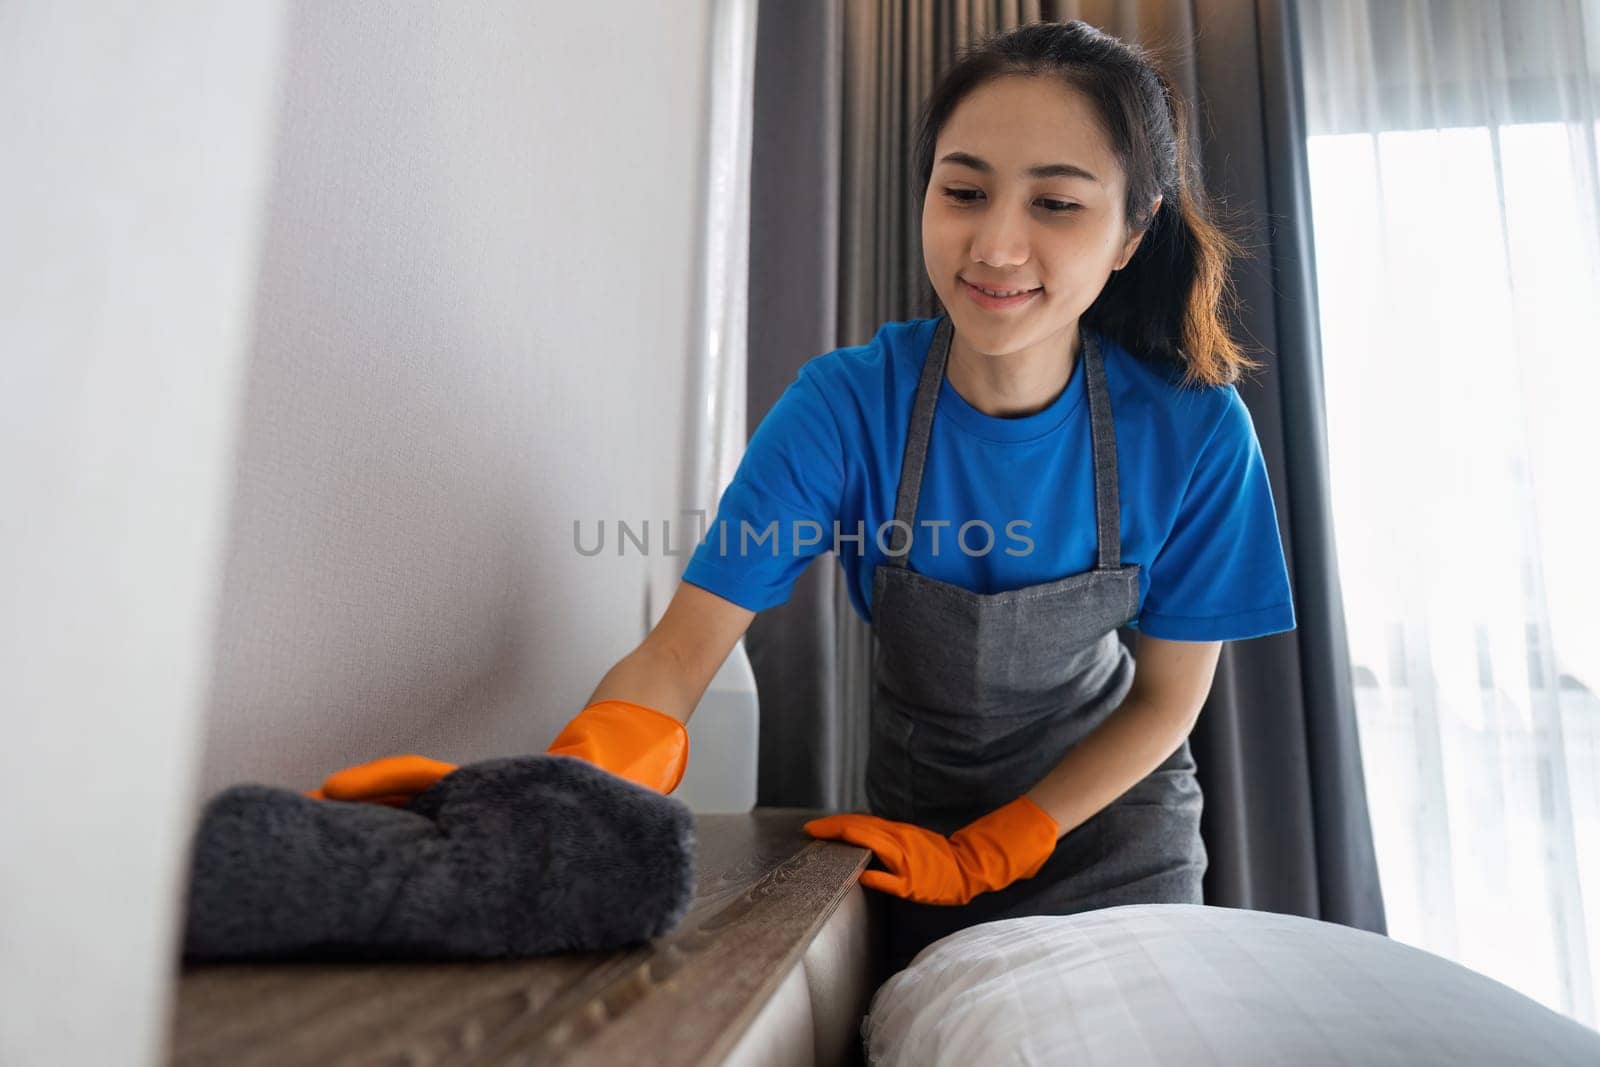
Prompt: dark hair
<box><xmin>913</xmin><ymin>20</ymin><xmax>1260</xmax><ymax>389</ymax></box>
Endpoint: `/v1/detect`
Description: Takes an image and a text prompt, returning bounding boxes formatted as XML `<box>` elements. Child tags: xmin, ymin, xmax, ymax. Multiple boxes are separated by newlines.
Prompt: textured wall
<box><xmin>196</xmin><ymin>0</ymin><xmax>716</xmax><ymax>802</ymax></box>
<box><xmin>3</xmin><ymin>5</ymin><xmax>725</xmax><ymax>1061</ymax></box>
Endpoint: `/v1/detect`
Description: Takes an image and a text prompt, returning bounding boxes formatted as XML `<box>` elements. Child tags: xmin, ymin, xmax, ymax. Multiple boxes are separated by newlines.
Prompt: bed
<box><xmin>864</xmin><ymin>902</ymin><xmax>1600</xmax><ymax>1065</ymax></box>
<box><xmin>169</xmin><ymin>808</ymin><xmax>1600</xmax><ymax>1064</ymax></box>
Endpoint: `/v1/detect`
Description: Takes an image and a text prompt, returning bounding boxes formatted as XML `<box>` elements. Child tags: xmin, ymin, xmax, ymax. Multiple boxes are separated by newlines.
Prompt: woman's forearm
<box><xmin>584</xmin><ymin>640</ymin><xmax>703</xmax><ymax>724</ymax></box>
<box><xmin>1023</xmin><ymin>696</ymin><xmax>1199</xmax><ymax>838</ymax></box>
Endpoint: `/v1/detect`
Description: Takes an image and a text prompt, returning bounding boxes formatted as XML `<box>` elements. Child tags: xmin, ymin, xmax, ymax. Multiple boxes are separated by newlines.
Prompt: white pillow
<box><xmin>863</xmin><ymin>903</ymin><xmax>1600</xmax><ymax>1066</ymax></box>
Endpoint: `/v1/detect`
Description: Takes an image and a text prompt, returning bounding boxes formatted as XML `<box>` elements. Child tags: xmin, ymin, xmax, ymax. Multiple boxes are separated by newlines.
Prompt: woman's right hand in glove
<box><xmin>308</xmin><ymin>581</ymin><xmax>755</xmax><ymax>806</ymax></box>
<box><xmin>544</xmin><ymin>699</ymin><xmax>689</xmax><ymax>794</ymax></box>
<box><xmin>305</xmin><ymin>753</ymin><xmax>460</xmax><ymax>806</ymax></box>
<box><xmin>306</xmin><ymin>698</ymin><xmax>688</xmax><ymax>805</ymax></box>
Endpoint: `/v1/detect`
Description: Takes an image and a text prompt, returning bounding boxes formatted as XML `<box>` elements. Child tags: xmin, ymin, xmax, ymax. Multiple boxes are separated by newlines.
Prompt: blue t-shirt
<box><xmin>681</xmin><ymin>317</ymin><xmax>1296</xmax><ymax>642</ymax></box>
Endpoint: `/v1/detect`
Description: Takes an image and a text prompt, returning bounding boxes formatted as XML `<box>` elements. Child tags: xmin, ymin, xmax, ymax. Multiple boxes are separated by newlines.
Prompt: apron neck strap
<box><xmin>885</xmin><ymin>314</ymin><xmax>1123</xmax><ymax>571</ymax></box>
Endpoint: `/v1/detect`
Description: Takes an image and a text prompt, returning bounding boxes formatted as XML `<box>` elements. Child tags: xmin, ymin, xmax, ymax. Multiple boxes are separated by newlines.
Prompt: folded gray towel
<box><xmin>182</xmin><ymin>754</ymin><xmax>697</xmax><ymax>961</ymax></box>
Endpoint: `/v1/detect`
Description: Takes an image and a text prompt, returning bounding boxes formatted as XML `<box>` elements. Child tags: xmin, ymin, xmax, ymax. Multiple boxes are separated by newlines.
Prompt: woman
<box><xmin>316</xmin><ymin>21</ymin><xmax>1295</xmax><ymax>973</ymax></box>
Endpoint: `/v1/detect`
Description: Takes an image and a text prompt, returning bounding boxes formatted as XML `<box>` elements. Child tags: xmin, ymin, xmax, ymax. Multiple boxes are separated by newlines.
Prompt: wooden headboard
<box><xmin>168</xmin><ymin>809</ymin><xmax>880</xmax><ymax>1065</ymax></box>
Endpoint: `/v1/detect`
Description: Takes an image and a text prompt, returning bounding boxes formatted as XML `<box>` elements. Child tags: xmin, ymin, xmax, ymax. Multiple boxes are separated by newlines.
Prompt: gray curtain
<box><xmin>745</xmin><ymin>0</ymin><xmax>1385</xmax><ymax>934</ymax></box>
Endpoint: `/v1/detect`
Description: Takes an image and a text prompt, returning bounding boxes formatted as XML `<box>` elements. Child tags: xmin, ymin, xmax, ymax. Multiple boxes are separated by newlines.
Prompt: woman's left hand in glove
<box><xmin>802</xmin><ymin>795</ymin><xmax>1060</xmax><ymax>905</ymax></box>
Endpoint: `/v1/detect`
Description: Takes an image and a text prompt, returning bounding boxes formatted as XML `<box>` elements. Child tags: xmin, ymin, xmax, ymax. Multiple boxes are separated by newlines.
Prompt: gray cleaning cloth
<box><xmin>182</xmin><ymin>754</ymin><xmax>697</xmax><ymax>961</ymax></box>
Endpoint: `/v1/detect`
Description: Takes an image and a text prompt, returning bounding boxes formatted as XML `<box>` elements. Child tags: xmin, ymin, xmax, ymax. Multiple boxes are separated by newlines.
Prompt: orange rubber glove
<box><xmin>544</xmin><ymin>699</ymin><xmax>689</xmax><ymax>794</ymax></box>
<box><xmin>802</xmin><ymin>796</ymin><xmax>1060</xmax><ymax>905</ymax></box>
<box><xmin>304</xmin><ymin>699</ymin><xmax>688</xmax><ymax>806</ymax></box>
<box><xmin>304</xmin><ymin>754</ymin><xmax>459</xmax><ymax>806</ymax></box>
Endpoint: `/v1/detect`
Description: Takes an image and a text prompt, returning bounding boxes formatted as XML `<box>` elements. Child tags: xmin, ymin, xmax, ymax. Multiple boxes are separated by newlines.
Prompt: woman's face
<box><xmin>922</xmin><ymin>75</ymin><xmax>1154</xmax><ymax>361</ymax></box>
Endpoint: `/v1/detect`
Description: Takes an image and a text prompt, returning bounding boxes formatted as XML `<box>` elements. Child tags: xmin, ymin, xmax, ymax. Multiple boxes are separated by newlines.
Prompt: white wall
<box><xmin>0</xmin><ymin>4</ymin><xmax>290</xmax><ymax>1065</ymax></box>
<box><xmin>199</xmin><ymin>0</ymin><xmax>717</xmax><ymax>798</ymax></box>
<box><xmin>1</xmin><ymin>1</ymin><xmax>730</xmax><ymax>1063</ymax></box>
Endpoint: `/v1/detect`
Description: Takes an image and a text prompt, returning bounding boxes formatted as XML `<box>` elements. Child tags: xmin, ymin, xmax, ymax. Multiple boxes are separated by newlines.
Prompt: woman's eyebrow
<box><xmin>936</xmin><ymin>150</ymin><xmax>1100</xmax><ymax>184</ymax></box>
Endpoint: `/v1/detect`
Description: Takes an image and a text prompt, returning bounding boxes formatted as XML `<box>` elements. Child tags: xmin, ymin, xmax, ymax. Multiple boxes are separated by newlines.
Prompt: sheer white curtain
<box><xmin>1297</xmin><ymin>0</ymin><xmax>1600</xmax><ymax>1028</ymax></box>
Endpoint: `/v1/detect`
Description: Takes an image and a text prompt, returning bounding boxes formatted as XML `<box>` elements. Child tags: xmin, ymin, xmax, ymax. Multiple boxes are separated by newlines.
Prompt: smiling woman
<box><xmin>554</xmin><ymin>19</ymin><xmax>1297</xmax><ymax>978</ymax></box>
<box><xmin>769</xmin><ymin>21</ymin><xmax>1296</xmax><ymax>972</ymax></box>
<box><xmin>922</xmin><ymin>75</ymin><xmax>1157</xmax><ymax>418</ymax></box>
<box><xmin>911</xmin><ymin>26</ymin><xmax>1258</xmax><ymax>399</ymax></box>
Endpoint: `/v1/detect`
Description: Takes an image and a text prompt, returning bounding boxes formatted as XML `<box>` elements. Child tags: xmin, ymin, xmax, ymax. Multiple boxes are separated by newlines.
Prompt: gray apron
<box><xmin>866</xmin><ymin>314</ymin><xmax>1207</xmax><ymax>974</ymax></box>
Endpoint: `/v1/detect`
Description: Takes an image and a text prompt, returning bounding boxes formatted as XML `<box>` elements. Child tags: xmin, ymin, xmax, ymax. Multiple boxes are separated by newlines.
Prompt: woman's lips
<box><xmin>961</xmin><ymin>277</ymin><xmax>1042</xmax><ymax>310</ymax></box>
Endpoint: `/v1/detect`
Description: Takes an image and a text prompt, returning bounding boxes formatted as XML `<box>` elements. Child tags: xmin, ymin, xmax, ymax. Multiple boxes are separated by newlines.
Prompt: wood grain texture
<box><xmin>167</xmin><ymin>808</ymin><xmax>871</xmax><ymax>1066</ymax></box>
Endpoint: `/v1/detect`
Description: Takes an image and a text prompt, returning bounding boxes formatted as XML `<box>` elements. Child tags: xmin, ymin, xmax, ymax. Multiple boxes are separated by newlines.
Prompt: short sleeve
<box><xmin>680</xmin><ymin>368</ymin><xmax>845</xmax><ymax>612</ymax></box>
<box><xmin>1134</xmin><ymin>386</ymin><xmax>1297</xmax><ymax>641</ymax></box>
